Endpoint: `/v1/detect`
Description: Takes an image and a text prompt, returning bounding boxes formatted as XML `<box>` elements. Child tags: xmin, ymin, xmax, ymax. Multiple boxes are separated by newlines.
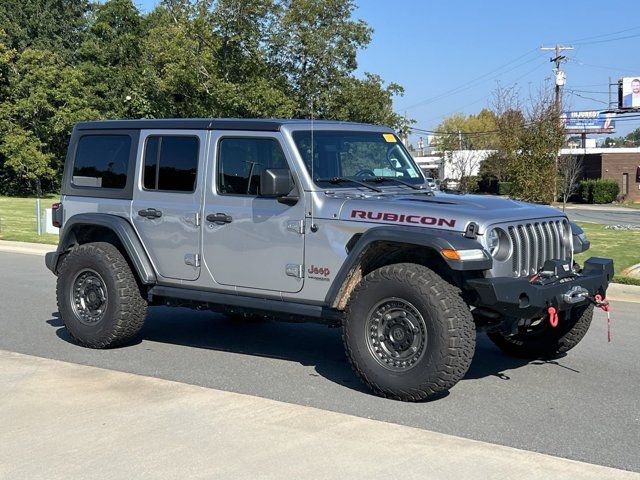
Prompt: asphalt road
<box><xmin>562</xmin><ymin>206</ymin><xmax>640</xmax><ymax>226</ymax></box>
<box><xmin>1</xmin><ymin>251</ymin><xmax>639</xmax><ymax>472</ymax></box>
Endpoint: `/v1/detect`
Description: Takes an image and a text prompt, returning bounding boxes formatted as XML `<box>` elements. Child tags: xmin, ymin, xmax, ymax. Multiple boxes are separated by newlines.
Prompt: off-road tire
<box><xmin>57</xmin><ymin>242</ymin><xmax>147</xmax><ymax>348</ymax></box>
<box><xmin>487</xmin><ymin>304</ymin><xmax>594</xmax><ymax>359</ymax></box>
<box><xmin>343</xmin><ymin>263</ymin><xmax>476</xmax><ymax>401</ymax></box>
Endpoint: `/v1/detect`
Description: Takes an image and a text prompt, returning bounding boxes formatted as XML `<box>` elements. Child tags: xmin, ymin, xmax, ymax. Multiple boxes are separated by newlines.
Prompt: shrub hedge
<box><xmin>578</xmin><ymin>179</ymin><xmax>620</xmax><ymax>204</ymax></box>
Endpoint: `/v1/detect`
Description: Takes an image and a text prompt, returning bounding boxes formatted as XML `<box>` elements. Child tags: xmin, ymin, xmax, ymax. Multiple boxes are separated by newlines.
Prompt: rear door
<box><xmin>132</xmin><ymin>130</ymin><xmax>207</xmax><ymax>281</ymax></box>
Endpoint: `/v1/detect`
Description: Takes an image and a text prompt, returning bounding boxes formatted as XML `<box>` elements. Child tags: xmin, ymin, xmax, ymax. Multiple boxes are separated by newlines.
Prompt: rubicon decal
<box><xmin>350</xmin><ymin>210</ymin><xmax>456</xmax><ymax>228</ymax></box>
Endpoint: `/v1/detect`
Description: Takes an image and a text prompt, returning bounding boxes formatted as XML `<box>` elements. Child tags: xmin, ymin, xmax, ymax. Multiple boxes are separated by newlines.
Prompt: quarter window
<box><xmin>217</xmin><ymin>137</ymin><xmax>288</xmax><ymax>195</ymax></box>
<box><xmin>72</xmin><ymin>135</ymin><xmax>132</xmax><ymax>189</ymax></box>
<box><xmin>143</xmin><ymin>136</ymin><xmax>199</xmax><ymax>192</ymax></box>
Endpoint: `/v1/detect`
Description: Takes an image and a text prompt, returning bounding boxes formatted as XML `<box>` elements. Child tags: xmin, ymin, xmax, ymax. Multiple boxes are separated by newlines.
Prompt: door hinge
<box><xmin>184</xmin><ymin>212</ymin><xmax>201</xmax><ymax>227</ymax></box>
<box><xmin>287</xmin><ymin>220</ymin><xmax>305</xmax><ymax>235</ymax></box>
<box><xmin>285</xmin><ymin>264</ymin><xmax>303</xmax><ymax>278</ymax></box>
<box><xmin>185</xmin><ymin>253</ymin><xmax>200</xmax><ymax>267</ymax></box>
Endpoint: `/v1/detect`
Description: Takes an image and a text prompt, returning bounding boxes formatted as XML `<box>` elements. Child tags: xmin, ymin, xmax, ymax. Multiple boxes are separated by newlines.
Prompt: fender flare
<box><xmin>45</xmin><ymin>213</ymin><xmax>157</xmax><ymax>285</ymax></box>
<box><xmin>324</xmin><ymin>226</ymin><xmax>492</xmax><ymax>307</ymax></box>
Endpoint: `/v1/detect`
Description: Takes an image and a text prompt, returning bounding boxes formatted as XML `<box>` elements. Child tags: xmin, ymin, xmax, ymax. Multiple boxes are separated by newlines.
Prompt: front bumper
<box><xmin>465</xmin><ymin>257</ymin><xmax>614</xmax><ymax>318</ymax></box>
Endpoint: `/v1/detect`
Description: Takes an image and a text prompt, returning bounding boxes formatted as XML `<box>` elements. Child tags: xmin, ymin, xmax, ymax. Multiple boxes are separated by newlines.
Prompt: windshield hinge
<box><xmin>287</xmin><ymin>220</ymin><xmax>305</xmax><ymax>235</ymax></box>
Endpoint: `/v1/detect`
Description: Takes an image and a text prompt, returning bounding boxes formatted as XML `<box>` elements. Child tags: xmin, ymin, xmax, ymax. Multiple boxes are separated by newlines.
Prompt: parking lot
<box><xmin>1</xmin><ymin>250</ymin><xmax>639</xmax><ymax>472</ymax></box>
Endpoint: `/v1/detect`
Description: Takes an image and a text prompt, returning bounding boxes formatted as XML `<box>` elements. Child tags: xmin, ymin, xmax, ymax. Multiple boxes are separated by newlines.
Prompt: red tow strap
<box><xmin>594</xmin><ymin>294</ymin><xmax>611</xmax><ymax>343</ymax></box>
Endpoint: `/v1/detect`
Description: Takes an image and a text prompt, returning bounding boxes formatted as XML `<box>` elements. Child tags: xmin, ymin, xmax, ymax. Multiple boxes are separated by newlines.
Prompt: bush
<box><xmin>460</xmin><ymin>176</ymin><xmax>479</xmax><ymax>193</ymax></box>
<box><xmin>578</xmin><ymin>179</ymin><xmax>619</xmax><ymax>204</ymax></box>
<box><xmin>498</xmin><ymin>182</ymin><xmax>511</xmax><ymax>195</ymax></box>
<box><xmin>478</xmin><ymin>176</ymin><xmax>499</xmax><ymax>194</ymax></box>
<box><xmin>578</xmin><ymin>179</ymin><xmax>595</xmax><ymax>203</ymax></box>
<box><xmin>592</xmin><ymin>179</ymin><xmax>619</xmax><ymax>204</ymax></box>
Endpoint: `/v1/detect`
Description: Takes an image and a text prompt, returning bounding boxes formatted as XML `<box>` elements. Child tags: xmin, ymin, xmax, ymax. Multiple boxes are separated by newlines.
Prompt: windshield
<box><xmin>291</xmin><ymin>130</ymin><xmax>424</xmax><ymax>188</ymax></box>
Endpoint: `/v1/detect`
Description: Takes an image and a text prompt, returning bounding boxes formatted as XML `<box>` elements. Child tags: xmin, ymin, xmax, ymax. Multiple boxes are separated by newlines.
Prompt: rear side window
<box><xmin>217</xmin><ymin>137</ymin><xmax>288</xmax><ymax>195</ymax></box>
<box><xmin>72</xmin><ymin>135</ymin><xmax>132</xmax><ymax>189</ymax></box>
<box><xmin>143</xmin><ymin>136</ymin><xmax>199</xmax><ymax>192</ymax></box>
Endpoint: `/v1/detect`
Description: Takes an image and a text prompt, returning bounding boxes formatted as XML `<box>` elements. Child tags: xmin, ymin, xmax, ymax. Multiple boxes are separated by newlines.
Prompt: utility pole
<box><xmin>541</xmin><ymin>44</ymin><xmax>573</xmax><ymax>200</ymax></box>
<box><xmin>540</xmin><ymin>44</ymin><xmax>574</xmax><ymax>108</ymax></box>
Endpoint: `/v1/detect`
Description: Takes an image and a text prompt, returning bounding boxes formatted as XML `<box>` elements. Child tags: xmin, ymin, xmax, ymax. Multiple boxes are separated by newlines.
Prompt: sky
<box><xmin>133</xmin><ymin>0</ymin><xmax>640</xmax><ymax>139</ymax></box>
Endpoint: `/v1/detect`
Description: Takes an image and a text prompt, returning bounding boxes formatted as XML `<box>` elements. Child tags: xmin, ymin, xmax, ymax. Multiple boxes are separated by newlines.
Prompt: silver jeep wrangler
<box><xmin>46</xmin><ymin>119</ymin><xmax>613</xmax><ymax>401</ymax></box>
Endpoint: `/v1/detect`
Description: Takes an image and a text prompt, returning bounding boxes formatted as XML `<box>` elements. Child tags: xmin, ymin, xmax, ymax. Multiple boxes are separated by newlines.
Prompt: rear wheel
<box><xmin>487</xmin><ymin>304</ymin><xmax>594</xmax><ymax>359</ymax></box>
<box><xmin>57</xmin><ymin>242</ymin><xmax>147</xmax><ymax>348</ymax></box>
<box><xmin>343</xmin><ymin>263</ymin><xmax>475</xmax><ymax>401</ymax></box>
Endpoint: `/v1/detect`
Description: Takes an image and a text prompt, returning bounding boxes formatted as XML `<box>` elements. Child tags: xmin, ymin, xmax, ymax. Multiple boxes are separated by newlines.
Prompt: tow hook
<box><xmin>547</xmin><ymin>306</ymin><xmax>558</xmax><ymax>327</ymax></box>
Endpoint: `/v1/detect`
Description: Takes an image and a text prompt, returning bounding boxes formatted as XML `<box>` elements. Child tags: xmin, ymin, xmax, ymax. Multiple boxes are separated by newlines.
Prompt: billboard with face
<box><xmin>620</xmin><ymin>77</ymin><xmax>640</xmax><ymax>108</ymax></box>
<box><xmin>562</xmin><ymin>111</ymin><xmax>615</xmax><ymax>134</ymax></box>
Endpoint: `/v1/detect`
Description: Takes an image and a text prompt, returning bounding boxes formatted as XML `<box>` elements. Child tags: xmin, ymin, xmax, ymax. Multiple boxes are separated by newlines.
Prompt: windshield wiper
<box><xmin>315</xmin><ymin>176</ymin><xmax>383</xmax><ymax>193</ymax></box>
<box><xmin>362</xmin><ymin>176</ymin><xmax>427</xmax><ymax>191</ymax></box>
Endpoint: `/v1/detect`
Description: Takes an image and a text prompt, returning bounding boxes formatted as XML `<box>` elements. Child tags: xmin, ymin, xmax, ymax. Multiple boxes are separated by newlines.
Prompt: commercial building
<box><xmin>561</xmin><ymin>147</ymin><xmax>640</xmax><ymax>202</ymax></box>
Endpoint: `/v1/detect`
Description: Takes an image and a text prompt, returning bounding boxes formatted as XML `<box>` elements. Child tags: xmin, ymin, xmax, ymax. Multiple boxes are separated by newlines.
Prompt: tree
<box><xmin>557</xmin><ymin>155</ymin><xmax>582</xmax><ymax>211</ymax></box>
<box><xmin>491</xmin><ymin>85</ymin><xmax>563</xmax><ymax>204</ymax></box>
<box><xmin>269</xmin><ymin>0</ymin><xmax>372</xmax><ymax>117</ymax></box>
<box><xmin>0</xmin><ymin>0</ymin><xmax>90</xmax><ymax>55</ymax></box>
<box><xmin>324</xmin><ymin>73</ymin><xmax>404</xmax><ymax>127</ymax></box>
<box><xmin>0</xmin><ymin>47</ymin><xmax>99</xmax><ymax>193</ymax></box>
<box><xmin>0</xmin><ymin>0</ymin><xmax>411</xmax><ymax>196</ymax></box>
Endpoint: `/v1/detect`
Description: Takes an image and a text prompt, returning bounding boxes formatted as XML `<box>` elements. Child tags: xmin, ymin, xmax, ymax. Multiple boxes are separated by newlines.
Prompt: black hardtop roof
<box><xmin>75</xmin><ymin>118</ymin><xmax>381</xmax><ymax>132</ymax></box>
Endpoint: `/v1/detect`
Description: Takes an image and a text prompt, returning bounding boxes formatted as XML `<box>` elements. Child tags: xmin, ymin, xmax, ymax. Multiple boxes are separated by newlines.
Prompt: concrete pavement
<box><xmin>1</xmin><ymin>350</ymin><xmax>637</xmax><ymax>480</ymax></box>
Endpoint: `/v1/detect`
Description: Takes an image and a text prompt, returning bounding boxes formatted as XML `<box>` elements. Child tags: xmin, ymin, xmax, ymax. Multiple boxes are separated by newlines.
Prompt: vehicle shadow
<box><xmin>48</xmin><ymin>307</ymin><xmax>579</xmax><ymax>397</ymax></box>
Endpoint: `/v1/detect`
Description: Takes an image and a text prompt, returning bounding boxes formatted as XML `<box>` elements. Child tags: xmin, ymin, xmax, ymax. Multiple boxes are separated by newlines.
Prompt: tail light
<box><xmin>51</xmin><ymin>202</ymin><xmax>63</xmax><ymax>228</ymax></box>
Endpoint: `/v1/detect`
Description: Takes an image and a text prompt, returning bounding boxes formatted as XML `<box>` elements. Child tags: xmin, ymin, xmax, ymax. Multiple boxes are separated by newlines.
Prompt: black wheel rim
<box><xmin>70</xmin><ymin>269</ymin><xmax>108</xmax><ymax>326</ymax></box>
<box><xmin>365</xmin><ymin>297</ymin><xmax>427</xmax><ymax>372</ymax></box>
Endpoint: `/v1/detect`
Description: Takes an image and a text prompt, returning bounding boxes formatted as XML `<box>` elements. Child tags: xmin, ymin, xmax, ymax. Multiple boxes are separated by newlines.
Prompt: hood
<box><xmin>331</xmin><ymin>191</ymin><xmax>565</xmax><ymax>234</ymax></box>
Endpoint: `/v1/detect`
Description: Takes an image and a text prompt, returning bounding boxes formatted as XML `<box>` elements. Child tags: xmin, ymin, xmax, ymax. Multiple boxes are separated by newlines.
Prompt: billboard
<box><xmin>619</xmin><ymin>77</ymin><xmax>640</xmax><ymax>109</ymax></box>
<box><xmin>561</xmin><ymin>111</ymin><xmax>615</xmax><ymax>134</ymax></box>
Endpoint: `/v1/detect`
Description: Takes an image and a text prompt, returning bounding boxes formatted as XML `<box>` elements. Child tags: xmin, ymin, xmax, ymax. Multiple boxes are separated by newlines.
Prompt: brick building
<box><xmin>560</xmin><ymin>147</ymin><xmax>640</xmax><ymax>202</ymax></box>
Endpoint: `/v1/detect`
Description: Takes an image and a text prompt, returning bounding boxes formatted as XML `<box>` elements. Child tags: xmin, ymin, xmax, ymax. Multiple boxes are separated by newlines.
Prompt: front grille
<box><xmin>507</xmin><ymin>220</ymin><xmax>570</xmax><ymax>277</ymax></box>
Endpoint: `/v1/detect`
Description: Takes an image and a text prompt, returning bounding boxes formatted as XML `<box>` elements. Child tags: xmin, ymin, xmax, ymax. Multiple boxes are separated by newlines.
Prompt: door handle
<box><xmin>138</xmin><ymin>208</ymin><xmax>163</xmax><ymax>219</ymax></box>
<box><xmin>206</xmin><ymin>213</ymin><xmax>233</xmax><ymax>224</ymax></box>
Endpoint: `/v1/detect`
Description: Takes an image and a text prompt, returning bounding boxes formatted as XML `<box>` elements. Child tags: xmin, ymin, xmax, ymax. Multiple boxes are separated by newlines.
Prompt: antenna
<box><xmin>310</xmin><ymin>96</ymin><xmax>318</xmax><ymax>232</ymax></box>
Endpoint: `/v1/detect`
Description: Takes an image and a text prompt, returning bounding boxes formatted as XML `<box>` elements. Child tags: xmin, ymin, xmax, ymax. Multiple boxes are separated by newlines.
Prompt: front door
<box><xmin>202</xmin><ymin>132</ymin><xmax>305</xmax><ymax>293</ymax></box>
<box><xmin>132</xmin><ymin>130</ymin><xmax>207</xmax><ymax>281</ymax></box>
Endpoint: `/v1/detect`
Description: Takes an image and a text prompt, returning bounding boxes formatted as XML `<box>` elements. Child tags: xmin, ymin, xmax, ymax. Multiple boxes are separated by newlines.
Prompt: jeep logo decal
<box><xmin>350</xmin><ymin>209</ymin><xmax>456</xmax><ymax>228</ymax></box>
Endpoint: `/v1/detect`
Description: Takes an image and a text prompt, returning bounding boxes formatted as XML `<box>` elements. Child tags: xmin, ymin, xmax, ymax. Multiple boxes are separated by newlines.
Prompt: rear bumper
<box><xmin>465</xmin><ymin>257</ymin><xmax>614</xmax><ymax>318</ymax></box>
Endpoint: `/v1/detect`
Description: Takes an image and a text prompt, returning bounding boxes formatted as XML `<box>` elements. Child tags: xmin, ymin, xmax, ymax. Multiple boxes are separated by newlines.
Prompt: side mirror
<box><xmin>260</xmin><ymin>169</ymin><xmax>297</xmax><ymax>205</ymax></box>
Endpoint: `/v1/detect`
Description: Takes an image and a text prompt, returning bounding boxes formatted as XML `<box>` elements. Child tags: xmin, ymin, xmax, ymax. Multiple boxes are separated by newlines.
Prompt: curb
<box><xmin>0</xmin><ymin>240</ymin><xmax>53</xmax><ymax>256</ymax></box>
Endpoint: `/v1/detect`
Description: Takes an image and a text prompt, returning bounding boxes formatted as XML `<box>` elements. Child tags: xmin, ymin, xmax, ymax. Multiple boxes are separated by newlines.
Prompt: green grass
<box><xmin>575</xmin><ymin>222</ymin><xmax>640</xmax><ymax>286</ymax></box>
<box><xmin>0</xmin><ymin>195</ymin><xmax>59</xmax><ymax>245</ymax></box>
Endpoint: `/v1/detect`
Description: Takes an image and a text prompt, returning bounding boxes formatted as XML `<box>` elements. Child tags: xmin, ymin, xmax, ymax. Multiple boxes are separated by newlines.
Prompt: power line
<box><xmin>566</xmin><ymin>90</ymin><xmax>610</xmax><ymax>104</ymax></box>
<box><xmin>573</xmin><ymin>32</ymin><xmax>640</xmax><ymax>46</ymax></box>
<box><xmin>398</xmin><ymin>48</ymin><xmax>541</xmax><ymax>111</ymax></box>
<box><xmin>564</xmin><ymin>25</ymin><xmax>640</xmax><ymax>44</ymax></box>
<box><xmin>569</xmin><ymin>58</ymin><xmax>639</xmax><ymax>74</ymax></box>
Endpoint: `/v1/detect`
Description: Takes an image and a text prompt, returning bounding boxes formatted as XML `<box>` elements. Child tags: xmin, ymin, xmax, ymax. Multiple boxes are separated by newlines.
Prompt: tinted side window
<box><xmin>218</xmin><ymin>138</ymin><xmax>288</xmax><ymax>195</ymax></box>
<box><xmin>72</xmin><ymin>135</ymin><xmax>132</xmax><ymax>189</ymax></box>
<box><xmin>143</xmin><ymin>136</ymin><xmax>199</xmax><ymax>192</ymax></box>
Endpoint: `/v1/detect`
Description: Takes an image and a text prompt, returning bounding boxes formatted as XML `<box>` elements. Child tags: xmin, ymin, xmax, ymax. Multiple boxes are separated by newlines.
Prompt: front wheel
<box><xmin>343</xmin><ymin>263</ymin><xmax>476</xmax><ymax>401</ymax></box>
<box><xmin>487</xmin><ymin>304</ymin><xmax>594</xmax><ymax>359</ymax></box>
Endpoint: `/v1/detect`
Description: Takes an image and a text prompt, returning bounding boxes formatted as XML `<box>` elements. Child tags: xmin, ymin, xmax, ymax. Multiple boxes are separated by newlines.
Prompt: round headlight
<box><xmin>486</xmin><ymin>228</ymin><xmax>511</xmax><ymax>262</ymax></box>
